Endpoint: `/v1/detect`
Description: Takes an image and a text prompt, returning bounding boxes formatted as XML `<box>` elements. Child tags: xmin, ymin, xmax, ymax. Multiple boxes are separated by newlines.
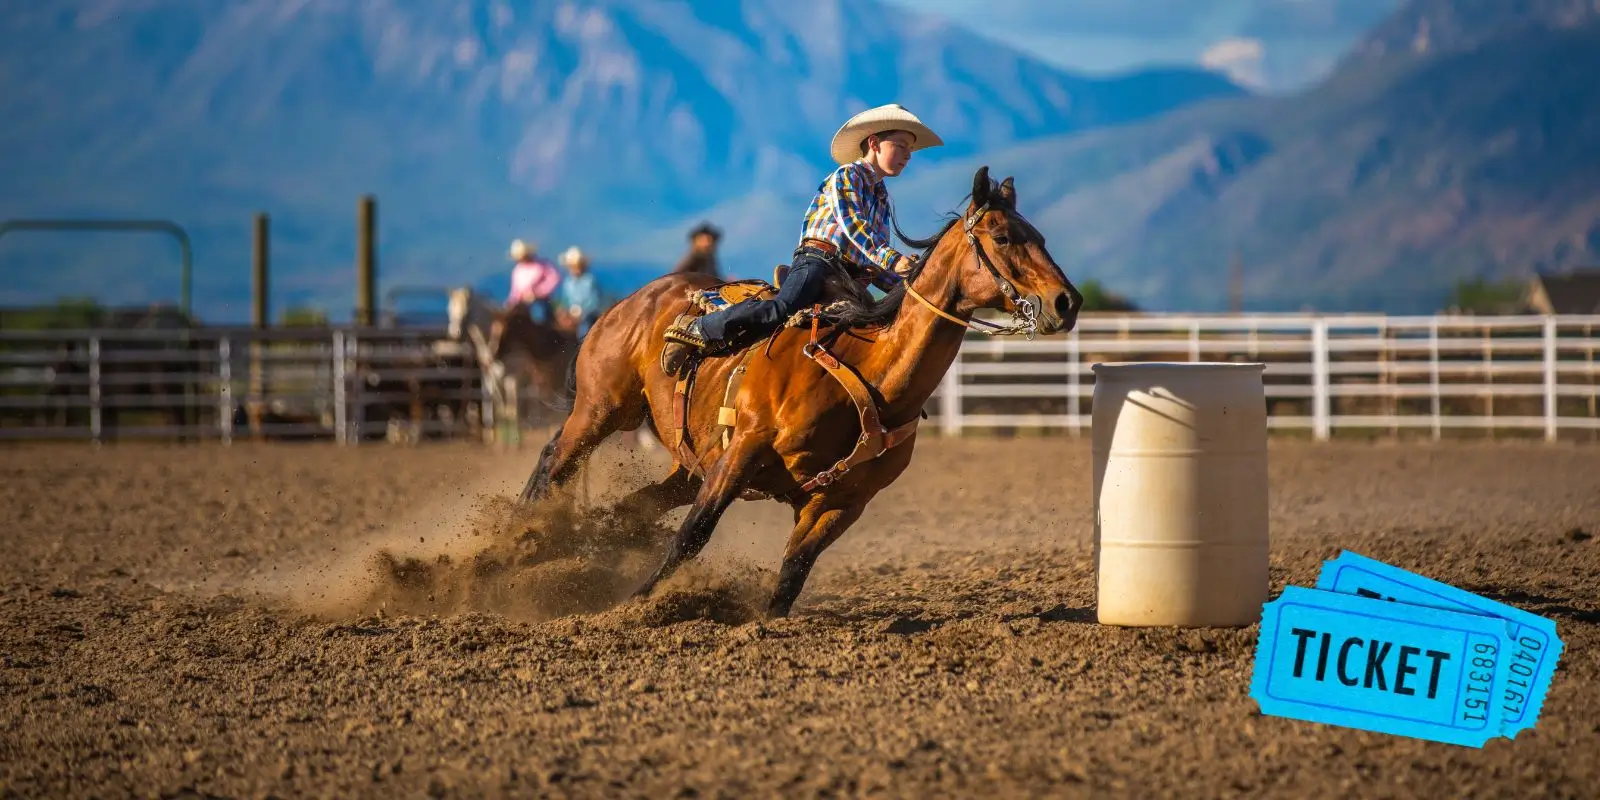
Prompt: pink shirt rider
<box><xmin>508</xmin><ymin>258</ymin><xmax>561</xmax><ymax>306</ymax></box>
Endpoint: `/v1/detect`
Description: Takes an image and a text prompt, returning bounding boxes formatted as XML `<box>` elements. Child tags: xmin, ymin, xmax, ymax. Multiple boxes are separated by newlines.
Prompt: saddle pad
<box><xmin>690</xmin><ymin>279</ymin><xmax>777</xmax><ymax>313</ymax></box>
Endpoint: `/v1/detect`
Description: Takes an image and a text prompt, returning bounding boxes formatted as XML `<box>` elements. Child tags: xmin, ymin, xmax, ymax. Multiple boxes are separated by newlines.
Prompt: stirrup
<box><xmin>661</xmin><ymin>315</ymin><xmax>708</xmax><ymax>377</ymax></box>
<box><xmin>663</xmin><ymin>314</ymin><xmax>706</xmax><ymax>348</ymax></box>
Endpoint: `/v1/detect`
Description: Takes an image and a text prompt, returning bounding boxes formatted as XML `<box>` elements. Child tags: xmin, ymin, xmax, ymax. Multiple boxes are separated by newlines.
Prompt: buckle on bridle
<box><xmin>813</xmin><ymin>457</ymin><xmax>853</xmax><ymax>487</ymax></box>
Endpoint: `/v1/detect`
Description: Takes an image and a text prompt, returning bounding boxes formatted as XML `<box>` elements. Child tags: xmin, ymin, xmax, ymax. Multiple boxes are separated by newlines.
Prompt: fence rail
<box><xmin>930</xmin><ymin>313</ymin><xmax>1600</xmax><ymax>442</ymax></box>
<box><xmin>0</xmin><ymin>326</ymin><xmax>484</xmax><ymax>444</ymax></box>
<box><xmin>3</xmin><ymin>313</ymin><xmax>1598</xmax><ymax>444</ymax></box>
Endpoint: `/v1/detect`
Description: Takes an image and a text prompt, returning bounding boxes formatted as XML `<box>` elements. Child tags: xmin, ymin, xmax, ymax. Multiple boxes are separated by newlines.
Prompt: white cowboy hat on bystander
<box><xmin>509</xmin><ymin>239</ymin><xmax>537</xmax><ymax>260</ymax></box>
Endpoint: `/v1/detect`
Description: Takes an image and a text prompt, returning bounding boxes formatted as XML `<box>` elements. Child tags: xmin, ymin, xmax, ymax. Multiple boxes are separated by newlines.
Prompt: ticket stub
<box><xmin>1314</xmin><ymin>550</ymin><xmax>1564</xmax><ymax>740</ymax></box>
<box><xmin>1250</xmin><ymin>585</ymin><xmax>1514</xmax><ymax>748</ymax></box>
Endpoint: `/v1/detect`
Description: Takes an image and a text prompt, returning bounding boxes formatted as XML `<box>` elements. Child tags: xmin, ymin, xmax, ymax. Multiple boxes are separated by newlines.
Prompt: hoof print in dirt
<box><xmin>878</xmin><ymin>616</ymin><xmax>936</xmax><ymax>635</ymax></box>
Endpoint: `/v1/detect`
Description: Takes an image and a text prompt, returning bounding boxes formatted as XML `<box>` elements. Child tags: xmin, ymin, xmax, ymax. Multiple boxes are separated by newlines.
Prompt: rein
<box><xmin>900</xmin><ymin>203</ymin><xmax>1040</xmax><ymax>338</ymax></box>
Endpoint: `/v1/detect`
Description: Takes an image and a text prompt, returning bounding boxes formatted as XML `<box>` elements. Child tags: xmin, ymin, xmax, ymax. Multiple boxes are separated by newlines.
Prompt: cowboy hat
<box><xmin>508</xmin><ymin>239</ymin><xmax>537</xmax><ymax>260</ymax></box>
<box><xmin>559</xmin><ymin>245</ymin><xmax>587</xmax><ymax>266</ymax></box>
<box><xmin>828</xmin><ymin>103</ymin><xmax>944</xmax><ymax>167</ymax></box>
<box><xmin>689</xmin><ymin>221</ymin><xmax>721</xmax><ymax>241</ymax></box>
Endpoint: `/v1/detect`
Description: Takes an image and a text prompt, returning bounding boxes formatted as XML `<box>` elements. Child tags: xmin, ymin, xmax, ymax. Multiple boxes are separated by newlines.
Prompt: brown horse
<box><xmin>518</xmin><ymin>166</ymin><xmax>1082</xmax><ymax>617</ymax></box>
<box><xmin>491</xmin><ymin>302</ymin><xmax>579</xmax><ymax>392</ymax></box>
<box><xmin>448</xmin><ymin>289</ymin><xmax>581</xmax><ymax>430</ymax></box>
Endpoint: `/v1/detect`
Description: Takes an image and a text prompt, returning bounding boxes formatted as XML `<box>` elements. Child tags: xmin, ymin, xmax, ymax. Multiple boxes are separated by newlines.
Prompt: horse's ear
<box><xmin>972</xmin><ymin>165</ymin><xmax>991</xmax><ymax>207</ymax></box>
<box><xmin>999</xmin><ymin>176</ymin><xmax>1016</xmax><ymax>208</ymax></box>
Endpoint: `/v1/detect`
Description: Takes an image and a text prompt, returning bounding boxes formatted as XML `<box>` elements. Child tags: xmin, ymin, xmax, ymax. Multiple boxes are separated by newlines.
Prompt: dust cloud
<box><xmin>237</xmin><ymin>441</ymin><xmax>774</xmax><ymax>627</ymax></box>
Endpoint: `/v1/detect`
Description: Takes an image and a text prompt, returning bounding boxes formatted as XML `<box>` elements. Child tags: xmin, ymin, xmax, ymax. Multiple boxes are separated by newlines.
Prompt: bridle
<box><xmin>900</xmin><ymin>202</ymin><xmax>1041</xmax><ymax>338</ymax></box>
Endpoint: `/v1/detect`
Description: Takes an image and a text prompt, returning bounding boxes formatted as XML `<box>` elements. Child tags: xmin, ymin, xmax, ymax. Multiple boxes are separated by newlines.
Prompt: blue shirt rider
<box><xmin>554</xmin><ymin>246</ymin><xmax>607</xmax><ymax>339</ymax></box>
<box><xmin>661</xmin><ymin>104</ymin><xmax>943</xmax><ymax>376</ymax></box>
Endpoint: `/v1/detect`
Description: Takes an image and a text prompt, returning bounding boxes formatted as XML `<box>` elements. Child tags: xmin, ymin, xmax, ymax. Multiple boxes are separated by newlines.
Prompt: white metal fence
<box><xmin>930</xmin><ymin>313</ymin><xmax>1600</xmax><ymax>442</ymax></box>
<box><xmin>3</xmin><ymin>314</ymin><xmax>1598</xmax><ymax>445</ymax></box>
<box><xmin>0</xmin><ymin>326</ymin><xmax>484</xmax><ymax>444</ymax></box>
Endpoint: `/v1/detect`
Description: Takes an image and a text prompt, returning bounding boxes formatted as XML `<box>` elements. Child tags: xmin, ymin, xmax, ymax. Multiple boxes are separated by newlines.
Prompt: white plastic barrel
<box><xmin>1091</xmin><ymin>362</ymin><xmax>1270</xmax><ymax>627</ymax></box>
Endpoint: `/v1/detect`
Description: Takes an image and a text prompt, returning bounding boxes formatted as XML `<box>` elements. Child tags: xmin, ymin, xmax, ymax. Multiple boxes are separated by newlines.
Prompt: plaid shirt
<box><xmin>799</xmin><ymin>160</ymin><xmax>911</xmax><ymax>286</ymax></box>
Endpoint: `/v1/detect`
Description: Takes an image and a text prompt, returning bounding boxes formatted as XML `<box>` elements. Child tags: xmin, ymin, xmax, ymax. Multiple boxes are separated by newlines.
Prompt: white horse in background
<box><xmin>447</xmin><ymin>287</ymin><xmax>523</xmax><ymax>439</ymax></box>
<box><xmin>446</xmin><ymin>287</ymin><xmax>499</xmax><ymax>365</ymax></box>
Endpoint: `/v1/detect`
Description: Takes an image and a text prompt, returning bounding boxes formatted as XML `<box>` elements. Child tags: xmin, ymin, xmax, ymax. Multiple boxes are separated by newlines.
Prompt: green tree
<box><xmin>1445</xmin><ymin>277</ymin><xmax>1525</xmax><ymax>314</ymax></box>
<box><xmin>280</xmin><ymin>306</ymin><xmax>329</xmax><ymax>327</ymax></box>
<box><xmin>0</xmin><ymin>297</ymin><xmax>105</xmax><ymax>330</ymax></box>
<box><xmin>1077</xmin><ymin>279</ymin><xmax>1140</xmax><ymax>312</ymax></box>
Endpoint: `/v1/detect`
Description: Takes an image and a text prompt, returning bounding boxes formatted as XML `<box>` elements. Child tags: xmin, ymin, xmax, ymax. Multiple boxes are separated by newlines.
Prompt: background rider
<box><xmin>506</xmin><ymin>239</ymin><xmax>563</xmax><ymax>324</ymax></box>
<box><xmin>553</xmin><ymin>246</ymin><xmax>608</xmax><ymax>339</ymax></box>
<box><xmin>672</xmin><ymin>222</ymin><xmax>723</xmax><ymax>282</ymax></box>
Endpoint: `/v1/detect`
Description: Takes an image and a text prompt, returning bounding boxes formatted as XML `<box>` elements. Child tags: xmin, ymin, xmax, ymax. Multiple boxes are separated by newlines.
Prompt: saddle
<box><xmin>685</xmin><ymin>276</ymin><xmax>781</xmax><ymax>316</ymax></box>
<box><xmin>675</xmin><ymin>262</ymin><xmax>872</xmax><ymax>343</ymax></box>
<box><xmin>662</xmin><ymin>264</ymin><xmax>918</xmax><ymax>504</ymax></box>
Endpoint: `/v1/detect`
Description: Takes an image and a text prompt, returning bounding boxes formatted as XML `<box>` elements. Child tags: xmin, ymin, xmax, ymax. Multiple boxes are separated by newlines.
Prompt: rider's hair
<box><xmin>860</xmin><ymin>129</ymin><xmax>912</xmax><ymax>156</ymax></box>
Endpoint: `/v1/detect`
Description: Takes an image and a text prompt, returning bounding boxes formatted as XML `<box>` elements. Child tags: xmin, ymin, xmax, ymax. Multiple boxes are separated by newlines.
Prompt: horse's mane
<box><xmin>821</xmin><ymin>203</ymin><xmax>967</xmax><ymax>331</ymax></box>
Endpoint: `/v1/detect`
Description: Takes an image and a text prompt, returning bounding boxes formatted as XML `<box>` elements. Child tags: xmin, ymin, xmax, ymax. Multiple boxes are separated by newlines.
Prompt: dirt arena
<box><xmin>1</xmin><ymin>434</ymin><xmax>1597</xmax><ymax>798</ymax></box>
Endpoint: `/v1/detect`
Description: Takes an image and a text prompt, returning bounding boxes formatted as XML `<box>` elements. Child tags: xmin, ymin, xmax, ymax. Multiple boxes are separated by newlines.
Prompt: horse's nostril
<box><xmin>1053</xmin><ymin>291</ymin><xmax>1075</xmax><ymax>320</ymax></box>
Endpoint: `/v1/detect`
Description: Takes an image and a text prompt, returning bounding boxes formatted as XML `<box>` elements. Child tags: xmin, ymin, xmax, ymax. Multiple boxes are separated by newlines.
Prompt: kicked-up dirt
<box><xmin>1</xmin><ymin>435</ymin><xmax>1598</xmax><ymax>798</ymax></box>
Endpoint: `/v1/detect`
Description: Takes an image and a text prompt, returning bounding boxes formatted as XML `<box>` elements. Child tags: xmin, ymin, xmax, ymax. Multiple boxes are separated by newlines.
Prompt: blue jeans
<box><xmin>696</xmin><ymin>251</ymin><xmax>833</xmax><ymax>345</ymax></box>
<box><xmin>518</xmin><ymin>298</ymin><xmax>554</xmax><ymax>325</ymax></box>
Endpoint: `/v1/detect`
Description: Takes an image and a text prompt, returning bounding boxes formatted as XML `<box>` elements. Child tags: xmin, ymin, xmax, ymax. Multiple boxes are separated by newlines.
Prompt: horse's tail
<box><xmin>539</xmin><ymin>342</ymin><xmax>580</xmax><ymax>415</ymax></box>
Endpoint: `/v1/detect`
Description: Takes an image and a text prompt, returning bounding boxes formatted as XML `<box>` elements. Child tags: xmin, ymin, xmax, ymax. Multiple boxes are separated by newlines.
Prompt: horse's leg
<box><xmin>631</xmin><ymin>435</ymin><xmax>761</xmax><ymax>600</ymax></box>
<box><xmin>518</xmin><ymin>408</ymin><xmax>608</xmax><ymax>503</ymax></box>
<box><xmin>607</xmin><ymin>467</ymin><xmax>701</xmax><ymax>526</ymax></box>
<box><xmin>518</xmin><ymin>381</ymin><xmax>643</xmax><ymax>503</ymax></box>
<box><xmin>767</xmin><ymin>496</ymin><xmax>866</xmax><ymax>618</ymax></box>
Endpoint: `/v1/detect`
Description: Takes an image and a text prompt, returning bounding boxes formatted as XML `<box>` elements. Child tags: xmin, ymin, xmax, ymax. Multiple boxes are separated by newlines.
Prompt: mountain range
<box><xmin>3</xmin><ymin>0</ymin><xmax>1599</xmax><ymax>318</ymax></box>
<box><xmin>887</xmin><ymin>0</ymin><xmax>1600</xmax><ymax>313</ymax></box>
<box><xmin>0</xmin><ymin>0</ymin><xmax>1243</xmax><ymax>319</ymax></box>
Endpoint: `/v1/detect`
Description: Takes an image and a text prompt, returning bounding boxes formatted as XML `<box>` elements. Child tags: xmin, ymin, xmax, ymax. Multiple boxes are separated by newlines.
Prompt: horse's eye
<box><xmin>991</xmin><ymin>234</ymin><xmax>1010</xmax><ymax>246</ymax></box>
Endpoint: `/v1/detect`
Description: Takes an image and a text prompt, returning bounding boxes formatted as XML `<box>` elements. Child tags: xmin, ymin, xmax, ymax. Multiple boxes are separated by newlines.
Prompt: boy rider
<box><xmin>660</xmin><ymin>104</ymin><xmax>944</xmax><ymax>376</ymax></box>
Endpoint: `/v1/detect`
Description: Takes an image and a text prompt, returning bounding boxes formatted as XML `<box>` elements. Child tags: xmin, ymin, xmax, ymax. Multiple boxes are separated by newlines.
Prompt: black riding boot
<box><xmin>699</xmin><ymin>256</ymin><xmax>829</xmax><ymax>343</ymax></box>
<box><xmin>661</xmin><ymin>254</ymin><xmax>832</xmax><ymax>376</ymax></box>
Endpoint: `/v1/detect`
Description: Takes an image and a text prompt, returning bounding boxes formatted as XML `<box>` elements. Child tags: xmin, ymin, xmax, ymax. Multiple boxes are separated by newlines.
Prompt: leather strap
<box><xmin>716</xmin><ymin>348</ymin><xmax>757</xmax><ymax>448</ymax></box>
<box><xmin>668</xmin><ymin>304</ymin><xmax>921</xmax><ymax>497</ymax></box>
<box><xmin>796</xmin><ymin>238</ymin><xmax>873</xmax><ymax>283</ymax></box>
<box><xmin>798</xmin><ymin>237</ymin><xmax>840</xmax><ymax>257</ymax></box>
<box><xmin>672</xmin><ymin>367</ymin><xmax>707</xmax><ymax>478</ymax></box>
<box><xmin>794</xmin><ymin>304</ymin><xmax>920</xmax><ymax>494</ymax></box>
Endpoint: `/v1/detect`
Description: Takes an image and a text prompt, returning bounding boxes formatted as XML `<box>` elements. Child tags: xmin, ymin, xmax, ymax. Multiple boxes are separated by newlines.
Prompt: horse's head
<box><xmin>946</xmin><ymin>166</ymin><xmax>1082</xmax><ymax>335</ymax></box>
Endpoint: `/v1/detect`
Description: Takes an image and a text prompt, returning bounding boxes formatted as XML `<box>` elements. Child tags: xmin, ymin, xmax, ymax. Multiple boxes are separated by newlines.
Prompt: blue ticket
<box><xmin>1314</xmin><ymin>550</ymin><xmax>1564</xmax><ymax>740</ymax></box>
<box><xmin>1250</xmin><ymin>585</ymin><xmax>1515</xmax><ymax>748</ymax></box>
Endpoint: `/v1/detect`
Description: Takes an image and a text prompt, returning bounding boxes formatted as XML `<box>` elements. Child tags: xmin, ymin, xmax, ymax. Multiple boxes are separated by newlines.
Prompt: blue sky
<box><xmin>882</xmin><ymin>0</ymin><xmax>1403</xmax><ymax>92</ymax></box>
